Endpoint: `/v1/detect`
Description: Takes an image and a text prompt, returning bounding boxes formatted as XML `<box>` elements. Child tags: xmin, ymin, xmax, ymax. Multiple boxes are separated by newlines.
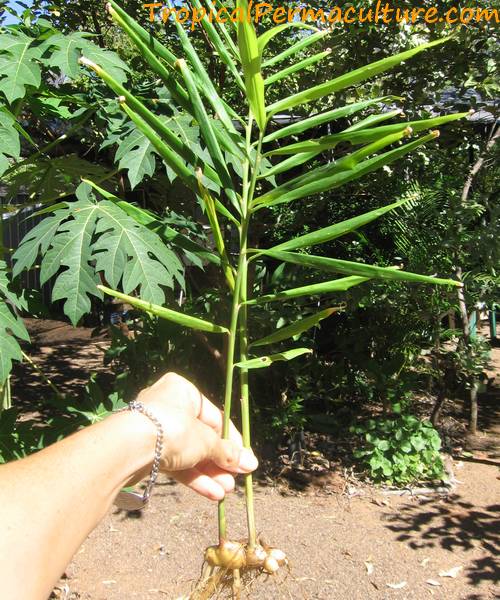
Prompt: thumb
<box><xmin>199</xmin><ymin>424</ymin><xmax>258</xmax><ymax>473</ymax></box>
<box><xmin>210</xmin><ymin>437</ymin><xmax>241</xmax><ymax>471</ymax></box>
<box><xmin>192</xmin><ymin>420</ymin><xmax>259</xmax><ymax>473</ymax></box>
<box><xmin>210</xmin><ymin>437</ymin><xmax>259</xmax><ymax>473</ymax></box>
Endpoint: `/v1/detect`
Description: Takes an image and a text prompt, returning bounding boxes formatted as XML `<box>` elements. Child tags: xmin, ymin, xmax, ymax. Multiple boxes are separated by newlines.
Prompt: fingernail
<box><xmin>239</xmin><ymin>449</ymin><xmax>258</xmax><ymax>471</ymax></box>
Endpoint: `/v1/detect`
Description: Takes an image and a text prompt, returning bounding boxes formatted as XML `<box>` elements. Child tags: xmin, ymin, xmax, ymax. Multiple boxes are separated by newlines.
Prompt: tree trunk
<box><xmin>460</xmin><ymin>125</ymin><xmax>500</xmax><ymax>204</ymax></box>
<box><xmin>456</xmin><ymin>267</ymin><xmax>470</xmax><ymax>343</ymax></box>
<box><xmin>454</xmin><ymin>124</ymin><xmax>499</xmax><ymax>434</ymax></box>
<box><xmin>456</xmin><ymin>267</ymin><xmax>478</xmax><ymax>430</ymax></box>
<box><xmin>0</xmin><ymin>377</ymin><xmax>12</xmax><ymax>413</ymax></box>
<box><xmin>469</xmin><ymin>380</ymin><xmax>479</xmax><ymax>435</ymax></box>
<box><xmin>430</xmin><ymin>313</ymin><xmax>445</xmax><ymax>425</ymax></box>
<box><xmin>91</xmin><ymin>10</ymin><xmax>105</xmax><ymax>48</ymax></box>
<box><xmin>431</xmin><ymin>388</ymin><xmax>446</xmax><ymax>427</ymax></box>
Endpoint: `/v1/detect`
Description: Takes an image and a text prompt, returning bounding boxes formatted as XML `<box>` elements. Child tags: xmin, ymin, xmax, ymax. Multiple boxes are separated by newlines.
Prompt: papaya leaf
<box><xmin>114</xmin><ymin>126</ymin><xmax>156</xmax><ymax>190</ymax></box>
<box><xmin>82</xmin><ymin>179</ymin><xmax>221</xmax><ymax>267</ymax></box>
<box><xmin>0</xmin><ymin>304</ymin><xmax>27</xmax><ymax>385</ymax></box>
<box><xmin>118</xmin><ymin>101</ymin><xmax>199</xmax><ymax>194</ymax></box>
<box><xmin>11</xmin><ymin>211</ymin><xmax>67</xmax><ymax>277</ymax></box>
<box><xmin>13</xmin><ymin>198</ymin><xmax>184</xmax><ymax>325</ymax></box>
<box><xmin>0</xmin><ymin>261</ymin><xmax>25</xmax><ymax>310</ymax></box>
<box><xmin>40</xmin><ymin>31</ymin><xmax>129</xmax><ymax>83</ymax></box>
<box><xmin>0</xmin><ymin>263</ymin><xmax>29</xmax><ymax>385</ymax></box>
<box><xmin>40</xmin><ymin>203</ymin><xmax>103</xmax><ymax>325</ymax></box>
<box><xmin>0</xmin><ymin>30</ymin><xmax>42</xmax><ymax>102</ymax></box>
<box><xmin>4</xmin><ymin>154</ymin><xmax>111</xmax><ymax>204</ymax></box>
<box><xmin>0</xmin><ymin>110</ymin><xmax>20</xmax><ymax>177</ymax></box>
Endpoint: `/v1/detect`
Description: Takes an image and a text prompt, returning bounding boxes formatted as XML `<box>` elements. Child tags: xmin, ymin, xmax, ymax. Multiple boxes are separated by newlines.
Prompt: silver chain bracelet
<box><xmin>113</xmin><ymin>400</ymin><xmax>164</xmax><ymax>511</ymax></box>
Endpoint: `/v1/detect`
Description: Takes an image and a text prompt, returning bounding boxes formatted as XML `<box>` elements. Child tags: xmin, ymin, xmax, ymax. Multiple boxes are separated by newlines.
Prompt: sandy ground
<box><xmin>61</xmin><ymin>459</ymin><xmax>498</xmax><ymax>600</ymax></box>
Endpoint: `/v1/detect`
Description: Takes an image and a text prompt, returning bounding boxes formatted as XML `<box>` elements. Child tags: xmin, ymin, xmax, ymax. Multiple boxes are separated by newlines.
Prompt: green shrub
<box><xmin>351</xmin><ymin>415</ymin><xmax>445</xmax><ymax>485</ymax></box>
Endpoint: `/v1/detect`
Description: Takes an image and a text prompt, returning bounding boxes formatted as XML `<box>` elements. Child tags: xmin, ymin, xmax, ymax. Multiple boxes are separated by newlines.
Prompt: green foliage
<box><xmin>0</xmin><ymin>408</ymin><xmax>27</xmax><ymax>463</ymax></box>
<box><xmin>0</xmin><ymin>375</ymin><xmax>127</xmax><ymax>463</ymax></box>
<box><xmin>450</xmin><ymin>336</ymin><xmax>491</xmax><ymax>383</ymax></box>
<box><xmin>0</xmin><ymin>261</ymin><xmax>28</xmax><ymax>385</ymax></box>
<box><xmin>103</xmin><ymin>319</ymin><xmax>166</xmax><ymax>398</ymax></box>
<box><xmin>2</xmin><ymin>2</ymin><xmax>486</xmax><ymax>552</ymax></box>
<box><xmin>250</xmin><ymin>307</ymin><xmax>336</xmax><ymax>347</ymax></box>
<box><xmin>5</xmin><ymin>155</ymin><xmax>110</xmax><ymax>204</ymax></box>
<box><xmin>0</xmin><ymin>30</ymin><xmax>43</xmax><ymax>103</ymax></box>
<box><xmin>13</xmin><ymin>196</ymin><xmax>184</xmax><ymax>325</ymax></box>
<box><xmin>0</xmin><ymin>12</ymin><xmax>131</xmax><ymax>207</ymax></box>
<box><xmin>0</xmin><ymin>110</ymin><xmax>20</xmax><ymax>176</ymax></box>
<box><xmin>98</xmin><ymin>285</ymin><xmax>229</xmax><ymax>334</ymax></box>
<box><xmin>235</xmin><ymin>348</ymin><xmax>313</xmax><ymax>370</ymax></box>
<box><xmin>40</xmin><ymin>32</ymin><xmax>129</xmax><ymax>83</ymax></box>
<box><xmin>351</xmin><ymin>416</ymin><xmax>445</xmax><ymax>485</ymax></box>
<box><xmin>112</xmin><ymin>125</ymin><xmax>156</xmax><ymax>190</ymax></box>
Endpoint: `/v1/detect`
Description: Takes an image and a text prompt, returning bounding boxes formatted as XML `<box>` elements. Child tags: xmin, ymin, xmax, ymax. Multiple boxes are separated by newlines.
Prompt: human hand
<box><xmin>136</xmin><ymin>372</ymin><xmax>258</xmax><ymax>500</ymax></box>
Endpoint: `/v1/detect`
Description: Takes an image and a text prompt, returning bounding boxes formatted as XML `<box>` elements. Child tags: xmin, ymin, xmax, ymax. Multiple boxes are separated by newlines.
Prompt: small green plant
<box><xmin>451</xmin><ymin>335</ymin><xmax>491</xmax><ymax>385</ymax></box>
<box><xmin>351</xmin><ymin>415</ymin><xmax>445</xmax><ymax>485</ymax></box>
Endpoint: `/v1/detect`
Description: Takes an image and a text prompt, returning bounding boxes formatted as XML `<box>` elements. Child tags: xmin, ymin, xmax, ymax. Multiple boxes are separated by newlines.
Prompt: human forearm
<box><xmin>0</xmin><ymin>373</ymin><xmax>257</xmax><ymax>600</ymax></box>
<box><xmin>0</xmin><ymin>411</ymin><xmax>155</xmax><ymax>600</ymax></box>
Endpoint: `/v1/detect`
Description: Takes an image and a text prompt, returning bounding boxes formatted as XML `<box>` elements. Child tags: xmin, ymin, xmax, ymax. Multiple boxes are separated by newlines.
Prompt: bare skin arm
<box><xmin>0</xmin><ymin>372</ymin><xmax>257</xmax><ymax>600</ymax></box>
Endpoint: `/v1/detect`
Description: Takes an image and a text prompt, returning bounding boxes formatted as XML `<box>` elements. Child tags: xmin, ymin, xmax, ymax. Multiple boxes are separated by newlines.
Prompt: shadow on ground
<box><xmin>384</xmin><ymin>496</ymin><xmax>500</xmax><ymax>586</ymax></box>
<box><xmin>11</xmin><ymin>319</ymin><xmax>110</xmax><ymax>418</ymax></box>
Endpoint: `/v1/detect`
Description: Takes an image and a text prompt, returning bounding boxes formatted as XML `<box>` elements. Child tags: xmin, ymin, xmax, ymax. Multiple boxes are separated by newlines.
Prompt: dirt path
<box><xmin>61</xmin><ymin>459</ymin><xmax>499</xmax><ymax>600</ymax></box>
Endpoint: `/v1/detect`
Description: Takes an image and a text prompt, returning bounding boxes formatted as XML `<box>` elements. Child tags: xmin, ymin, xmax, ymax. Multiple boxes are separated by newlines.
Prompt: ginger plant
<box><xmin>80</xmin><ymin>1</ymin><xmax>466</xmax><ymax>595</ymax></box>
